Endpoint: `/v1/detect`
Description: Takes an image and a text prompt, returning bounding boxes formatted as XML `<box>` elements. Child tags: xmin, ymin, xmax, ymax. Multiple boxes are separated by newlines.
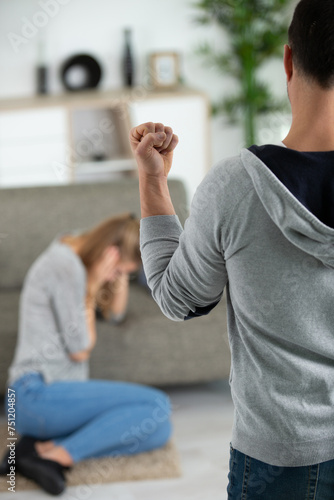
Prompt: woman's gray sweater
<box><xmin>8</xmin><ymin>238</ymin><xmax>90</xmax><ymax>386</ymax></box>
<box><xmin>140</xmin><ymin>146</ymin><xmax>334</xmax><ymax>467</ymax></box>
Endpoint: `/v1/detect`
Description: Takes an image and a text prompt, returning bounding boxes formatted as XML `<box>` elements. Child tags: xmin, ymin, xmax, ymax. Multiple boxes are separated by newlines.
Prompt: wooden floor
<box><xmin>0</xmin><ymin>379</ymin><xmax>234</xmax><ymax>500</ymax></box>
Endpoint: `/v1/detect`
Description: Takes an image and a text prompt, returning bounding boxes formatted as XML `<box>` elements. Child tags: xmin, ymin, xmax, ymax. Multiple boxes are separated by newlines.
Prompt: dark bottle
<box><xmin>123</xmin><ymin>28</ymin><xmax>134</xmax><ymax>87</ymax></box>
<box><xmin>37</xmin><ymin>66</ymin><xmax>48</xmax><ymax>94</ymax></box>
<box><xmin>36</xmin><ymin>38</ymin><xmax>48</xmax><ymax>95</ymax></box>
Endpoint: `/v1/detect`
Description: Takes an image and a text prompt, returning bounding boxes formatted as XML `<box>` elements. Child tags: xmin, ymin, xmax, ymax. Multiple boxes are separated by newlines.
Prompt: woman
<box><xmin>2</xmin><ymin>213</ymin><xmax>172</xmax><ymax>495</ymax></box>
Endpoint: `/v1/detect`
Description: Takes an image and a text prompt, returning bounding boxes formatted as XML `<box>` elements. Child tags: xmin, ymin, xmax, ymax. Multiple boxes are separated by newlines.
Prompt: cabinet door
<box><xmin>129</xmin><ymin>95</ymin><xmax>210</xmax><ymax>205</ymax></box>
<box><xmin>0</xmin><ymin>107</ymin><xmax>68</xmax><ymax>187</ymax></box>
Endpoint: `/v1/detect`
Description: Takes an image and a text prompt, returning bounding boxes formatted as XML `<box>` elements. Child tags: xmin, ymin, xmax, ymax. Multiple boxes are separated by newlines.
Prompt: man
<box><xmin>129</xmin><ymin>0</ymin><xmax>334</xmax><ymax>497</ymax></box>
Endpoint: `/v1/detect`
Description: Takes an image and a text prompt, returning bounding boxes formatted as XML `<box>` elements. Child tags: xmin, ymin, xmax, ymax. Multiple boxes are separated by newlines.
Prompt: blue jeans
<box><xmin>8</xmin><ymin>373</ymin><xmax>172</xmax><ymax>463</ymax></box>
<box><xmin>227</xmin><ymin>445</ymin><xmax>334</xmax><ymax>499</ymax></box>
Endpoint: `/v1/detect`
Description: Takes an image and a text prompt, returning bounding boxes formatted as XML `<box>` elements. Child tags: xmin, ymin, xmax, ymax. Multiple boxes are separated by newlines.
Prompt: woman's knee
<box><xmin>151</xmin><ymin>387</ymin><xmax>171</xmax><ymax>412</ymax></box>
<box><xmin>159</xmin><ymin>417</ymin><xmax>173</xmax><ymax>445</ymax></box>
<box><xmin>137</xmin><ymin>417</ymin><xmax>173</xmax><ymax>454</ymax></box>
<box><xmin>137</xmin><ymin>390</ymin><xmax>172</xmax><ymax>448</ymax></box>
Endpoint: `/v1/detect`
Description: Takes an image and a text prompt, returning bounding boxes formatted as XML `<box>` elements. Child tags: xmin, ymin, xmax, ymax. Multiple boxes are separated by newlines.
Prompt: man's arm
<box><xmin>129</xmin><ymin>122</ymin><xmax>178</xmax><ymax>218</ymax></box>
<box><xmin>130</xmin><ymin>122</ymin><xmax>227</xmax><ymax>321</ymax></box>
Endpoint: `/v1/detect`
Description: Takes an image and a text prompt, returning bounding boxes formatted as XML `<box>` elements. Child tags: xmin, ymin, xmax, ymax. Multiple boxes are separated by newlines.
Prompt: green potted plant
<box><xmin>194</xmin><ymin>0</ymin><xmax>291</xmax><ymax>146</ymax></box>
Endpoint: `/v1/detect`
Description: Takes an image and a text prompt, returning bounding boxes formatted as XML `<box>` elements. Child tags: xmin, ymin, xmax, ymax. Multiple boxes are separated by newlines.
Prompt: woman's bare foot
<box><xmin>39</xmin><ymin>446</ymin><xmax>74</xmax><ymax>467</ymax></box>
<box><xmin>35</xmin><ymin>443</ymin><xmax>73</xmax><ymax>468</ymax></box>
<box><xmin>35</xmin><ymin>440</ymin><xmax>55</xmax><ymax>455</ymax></box>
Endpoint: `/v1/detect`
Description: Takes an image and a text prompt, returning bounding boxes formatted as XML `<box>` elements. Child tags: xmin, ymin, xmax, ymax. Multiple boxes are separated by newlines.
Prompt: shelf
<box><xmin>75</xmin><ymin>158</ymin><xmax>136</xmax><ymax>174</ymax></box>
<box><xmin>0</xmin><ymin>86</ymin><xmax>208</xmax><ymax>112</ymax></box>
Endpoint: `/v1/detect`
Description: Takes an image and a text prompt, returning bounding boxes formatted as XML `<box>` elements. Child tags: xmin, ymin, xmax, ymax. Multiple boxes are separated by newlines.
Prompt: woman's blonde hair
<box><xmin>78</xmin><ymin>212</ymin><xmax>140</xmax><ymax>269</ymax></box>
<box><xmin>64</xmin><ymin>213</ymin><xmax>140</xmax><ymax>319</ymax></box>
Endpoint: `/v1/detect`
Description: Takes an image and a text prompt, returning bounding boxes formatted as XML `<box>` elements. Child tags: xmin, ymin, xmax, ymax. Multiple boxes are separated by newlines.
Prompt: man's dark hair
<box><xmin>288</xmin><ymin>0</ymin><xmax>334</xmax><ymax>89</ymax></box>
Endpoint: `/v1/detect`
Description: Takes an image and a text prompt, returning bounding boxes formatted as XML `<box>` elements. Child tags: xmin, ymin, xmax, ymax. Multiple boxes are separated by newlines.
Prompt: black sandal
<box><xmin>0</xmin><ymin>435</ymin><xmax>37</xmax><ymax>475</ymax></box>
<box><xmin>1</xmin><ymin>436</ymin><xmax>68</xmax><ymax>496</ymax></box>
<box><xmin>0</xmin><ymin>452</ymin><xmax>10</xmax><ymax>475</ymax></box>
<box><xmin>17</xmin><ymin>453</ymin><xmax>67</xmax><ymax>496</ymax></box>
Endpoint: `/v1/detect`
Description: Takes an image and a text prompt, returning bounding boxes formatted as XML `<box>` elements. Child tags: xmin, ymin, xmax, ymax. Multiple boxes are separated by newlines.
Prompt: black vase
<box><xmin>36</xmin><ymin>38</ymin><xmax>48</xmax><ymax>95</ymax></box>
<box><xmin>123</xmin><ymin>28</ymin><xmax>134</xmax><ymax>87</ymax></box>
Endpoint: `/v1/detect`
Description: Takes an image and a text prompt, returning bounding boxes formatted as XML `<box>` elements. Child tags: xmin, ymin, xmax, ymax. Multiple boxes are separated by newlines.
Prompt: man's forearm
<box><xmin>139</xmin><ymin>173</ymin><xmax>176</xmax><ymax>218</ymax></box>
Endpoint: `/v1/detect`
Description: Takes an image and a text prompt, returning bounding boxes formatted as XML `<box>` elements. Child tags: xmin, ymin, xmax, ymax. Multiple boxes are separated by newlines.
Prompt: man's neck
<box><xmin>283</xmin><ymin>127</ymin><xmax>334</xmax><ymax>152</ymax></box>
<box><xmin>283</xmin><ymin>82</ymin><xmax>334</xmax><ymax>152</ymax></box>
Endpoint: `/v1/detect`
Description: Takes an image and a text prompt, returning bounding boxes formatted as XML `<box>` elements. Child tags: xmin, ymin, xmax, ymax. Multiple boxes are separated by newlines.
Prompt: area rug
<box><xmin>0</xmin><ymin>425</ymin><xmax>182</xmax><ymax>492</ymax></box>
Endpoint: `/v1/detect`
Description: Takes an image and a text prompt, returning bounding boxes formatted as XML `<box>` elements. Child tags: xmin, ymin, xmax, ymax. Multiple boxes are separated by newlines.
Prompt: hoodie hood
<box><xmin>241</xmin><ymin>148</ymin><xmax>334</xmax><ymax>269</ymax></box>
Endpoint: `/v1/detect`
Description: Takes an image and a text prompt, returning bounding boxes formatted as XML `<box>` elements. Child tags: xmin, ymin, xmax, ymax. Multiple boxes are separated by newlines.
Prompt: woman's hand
<box><xmin>129</xmin><ymin>122</ymin><xmax>179</xmax><ymax>178</ymax></box>
<box><xmin>74</xmin><ymin>249</ymin><xmax>120</xmax><ymax>362</ymax></box>
<box><xmin>109</xmin><ymin>272</ymin><xmax>130</xmax><ymax>319</ymax></box>
<box><xmin>87</xmin><ymin>246</ymin><xmax>121</xmax><ymax>298</ymax></box>
<box><xmin>69</xmin><ymin>296</ymin><xmax>97</xmax><ymax>362</ymax></box>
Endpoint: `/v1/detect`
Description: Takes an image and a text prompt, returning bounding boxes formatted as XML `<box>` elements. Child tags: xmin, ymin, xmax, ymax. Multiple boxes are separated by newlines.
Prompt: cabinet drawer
<box><xmin>0</xmin><ymin>141</ymin><xmax>69</xmax><ymax>187</ymax></box>
<box><xmin>0</xmin><ymin>141</ymin><xmax>66</xmax><ymax>168</ymax></box>
<box><xmin>0</xmin><ymin>108</ymin><xmax>67</xmax><ymax>142</ymax></box>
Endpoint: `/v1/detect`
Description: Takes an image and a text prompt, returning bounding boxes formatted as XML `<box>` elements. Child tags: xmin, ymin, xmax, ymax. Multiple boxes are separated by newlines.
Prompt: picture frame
<box><xmin>149</xmin><ymin>52</ymin><xmax>180</xmax><ymax>88</ymax></box>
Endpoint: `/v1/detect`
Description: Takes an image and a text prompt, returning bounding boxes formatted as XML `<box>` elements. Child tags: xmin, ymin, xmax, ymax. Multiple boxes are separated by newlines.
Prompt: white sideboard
<box><xmin>0</xmin><ymin>87</ymin><xmax>210</xmax><ymax>203</ymax></box>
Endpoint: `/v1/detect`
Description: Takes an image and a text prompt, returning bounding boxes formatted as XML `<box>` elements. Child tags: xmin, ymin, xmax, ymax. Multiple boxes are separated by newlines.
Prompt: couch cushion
<box><xmin>90</xmin><ymin>284</ymin><xmax>230</xmax><ymax>386</ymax></box>
<box><xmin>0</xmin><ymin>289</ymin><xmax>20</xmax><ymax>334</ymax></box>
<box><xmin>0</xmin><ymin>290</ymin><xmax>20</xmax><ymax>392</ymax></box>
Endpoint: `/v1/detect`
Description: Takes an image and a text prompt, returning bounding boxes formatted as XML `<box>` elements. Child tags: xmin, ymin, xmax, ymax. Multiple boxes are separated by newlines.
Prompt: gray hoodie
<box><xmin>140</xmin><ymin>146</ymin><xmax>334</xmax><ymax>467</ymax></box>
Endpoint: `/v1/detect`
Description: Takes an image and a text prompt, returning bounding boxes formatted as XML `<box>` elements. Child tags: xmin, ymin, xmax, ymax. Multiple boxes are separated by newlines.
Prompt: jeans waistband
<box><xmin>11</xmin><ymin>372</ymin><xmax>44</xmax><ymax>391</ymax></box>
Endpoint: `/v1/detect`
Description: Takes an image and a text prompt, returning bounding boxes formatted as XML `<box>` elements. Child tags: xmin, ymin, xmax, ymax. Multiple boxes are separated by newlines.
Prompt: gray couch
<box><xmin>0</xmin><ymin>178</ymin><xmax>230</xmax><ymax>395</ymax></box>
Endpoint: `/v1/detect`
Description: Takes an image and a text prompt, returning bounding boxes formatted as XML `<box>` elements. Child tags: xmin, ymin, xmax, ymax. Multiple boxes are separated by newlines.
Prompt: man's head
<box><xmin>288</xmin><ymin>0</ymin><xmax>334</xmax><ymax>89</ymax></box>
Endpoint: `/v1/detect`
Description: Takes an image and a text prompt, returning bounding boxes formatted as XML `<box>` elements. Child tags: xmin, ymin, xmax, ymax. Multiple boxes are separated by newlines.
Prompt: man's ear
<box><xmin>284</xmin><ymin>44</ymin><xmax>293</xmax><ymax>82</ymax></box>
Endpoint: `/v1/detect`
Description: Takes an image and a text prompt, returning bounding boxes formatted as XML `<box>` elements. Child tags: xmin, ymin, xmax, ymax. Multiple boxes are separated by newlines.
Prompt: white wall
<box><xmin>0</xmin><ymin>0</ymin><xmax>294</xmax><ymax>164</ymax></box>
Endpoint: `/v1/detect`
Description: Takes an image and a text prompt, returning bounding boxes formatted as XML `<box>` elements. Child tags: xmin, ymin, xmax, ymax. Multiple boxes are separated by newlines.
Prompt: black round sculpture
<box><xmin>60</xmin><ymin>54</ymin><xmax>102</xmax><ymax>91</ymax></box>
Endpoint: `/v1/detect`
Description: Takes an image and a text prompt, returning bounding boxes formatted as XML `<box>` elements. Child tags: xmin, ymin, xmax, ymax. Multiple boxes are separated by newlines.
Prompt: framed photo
<box><xmin>149</xmin><ymin>52</ymin><xmax>180</xmax><ymax>88</ymax></box>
